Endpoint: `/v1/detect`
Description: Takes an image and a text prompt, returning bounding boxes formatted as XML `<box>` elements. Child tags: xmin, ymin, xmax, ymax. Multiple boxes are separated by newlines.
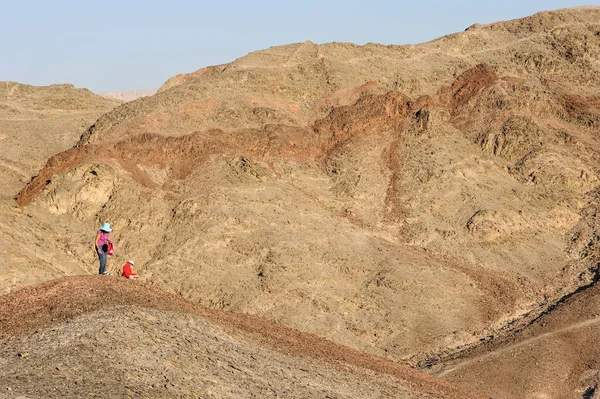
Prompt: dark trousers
<box><xmin>98</xmin><ymin>250</ymin><xmax>107</xmax><ymax>274</ymax></box>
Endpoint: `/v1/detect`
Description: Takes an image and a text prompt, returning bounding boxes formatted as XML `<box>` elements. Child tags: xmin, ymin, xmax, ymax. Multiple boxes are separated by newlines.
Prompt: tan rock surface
<box><xmin>0</xmin><ymin>276</ymin><xmax>482</xmax><ymax>398</ymax></box>
<box><xmin>432</xmin><ymin>189</ymin><xmax>600</xmax><ymax>398</ymax></box>
<box><xmin>0</xmin><ymin>81</ymin><xmax>120</xmax><ymax>292</ymax></box>
<box><xmin>436</xmin><ymin>255</ymin><xmax>600</xmax><ymax>398</ymax></box>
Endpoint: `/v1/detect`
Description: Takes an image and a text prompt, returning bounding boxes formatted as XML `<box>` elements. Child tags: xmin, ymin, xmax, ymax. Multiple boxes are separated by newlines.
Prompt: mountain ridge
<box><xmin>100</xmin><ymin>89</ymin><xmax>157</xmax><ymax>102</ymax></box>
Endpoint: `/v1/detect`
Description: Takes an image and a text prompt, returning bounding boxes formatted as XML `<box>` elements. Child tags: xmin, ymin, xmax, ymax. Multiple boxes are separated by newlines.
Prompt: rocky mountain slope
<box><xmin>0</xmin><ymin>82</ymin><xmax>120</xmax><ymax>293</ymax></box>
<box><xmin>436</xmin><ymin>265</ymin><xmax>600</xmax><ymax>398</ymax></box>
<box><xmin>0</xmin><ymin>82</ymin><xmax>120</xmax><ymax>181</ymax></box>
<box><xmin>3</xmin><ymin>6</ymin><xmax>600</xmax><ymax>398</ymax></box>
<box><xmin>0</xmin><ymin>276</ymin><xmax>482</xmax><ymax>398</ymax></box>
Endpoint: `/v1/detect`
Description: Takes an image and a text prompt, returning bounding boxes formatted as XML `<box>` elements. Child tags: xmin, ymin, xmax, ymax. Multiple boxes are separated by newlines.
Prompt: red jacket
<box><xmin>122</xmin><ymin>263</ymin><xmax>134</xmax><ymax>278</ymax></box>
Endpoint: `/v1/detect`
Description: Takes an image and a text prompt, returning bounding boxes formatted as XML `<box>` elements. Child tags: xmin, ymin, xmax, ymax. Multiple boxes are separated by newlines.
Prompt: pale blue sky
<box><xmin>0</xmin><ymin>0</ymin><xmax>593</xmax><ymax>93</ymax></box>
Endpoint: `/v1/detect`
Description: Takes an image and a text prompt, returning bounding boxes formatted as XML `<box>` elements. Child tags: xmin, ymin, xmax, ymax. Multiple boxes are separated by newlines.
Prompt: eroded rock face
<box><xmin>44</xmin><ymin>165</ymin><xmax>116</xmax><ymax>218</ymax></box>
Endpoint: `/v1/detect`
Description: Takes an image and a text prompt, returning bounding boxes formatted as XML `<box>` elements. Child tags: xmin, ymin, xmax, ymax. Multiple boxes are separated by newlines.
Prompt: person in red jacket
<box><xmin>122</xmin><ymin>260</ymin><xmax>139</xmax><ymax>279</ymax></box>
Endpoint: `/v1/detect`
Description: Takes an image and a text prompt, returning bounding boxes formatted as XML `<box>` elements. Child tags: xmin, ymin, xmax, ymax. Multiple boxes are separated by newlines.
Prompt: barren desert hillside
<box><xmin>436</xmin><ymin>278</ymin><xmax>600</xmax><ymax>398</ymax></box>
<box><xmin>0</xmin><ymin>82</ymin><xmax>120</xmax><ymax>292</ymax></box>
<box><xmin>3</xmin><ymin>6</ymin><xmax>600</xmax><ymax>399</ymax></box>
<box><xmin>0</xmin><ymin>81</ymin><xmax>120</xmax><ymax>181</ymax></box>
<box><xmin>0</xmin><ymin>276</ymin><xmax>483</xmax><ymax>398</ymax></box>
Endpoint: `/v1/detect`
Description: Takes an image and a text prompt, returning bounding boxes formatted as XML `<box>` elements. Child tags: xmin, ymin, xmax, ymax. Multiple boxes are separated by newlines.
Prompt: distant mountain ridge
<box><xmin>100</xmin><ymin>89</ymin><xmax>157</xmax><ymax>102</ymax></box>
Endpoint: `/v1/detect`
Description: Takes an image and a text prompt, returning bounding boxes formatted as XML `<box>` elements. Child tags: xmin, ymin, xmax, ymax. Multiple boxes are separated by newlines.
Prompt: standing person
<box><xmin>95</xmin><ymin>222</ymin><xmax>112</xmax><ymax>275</ymax></box>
